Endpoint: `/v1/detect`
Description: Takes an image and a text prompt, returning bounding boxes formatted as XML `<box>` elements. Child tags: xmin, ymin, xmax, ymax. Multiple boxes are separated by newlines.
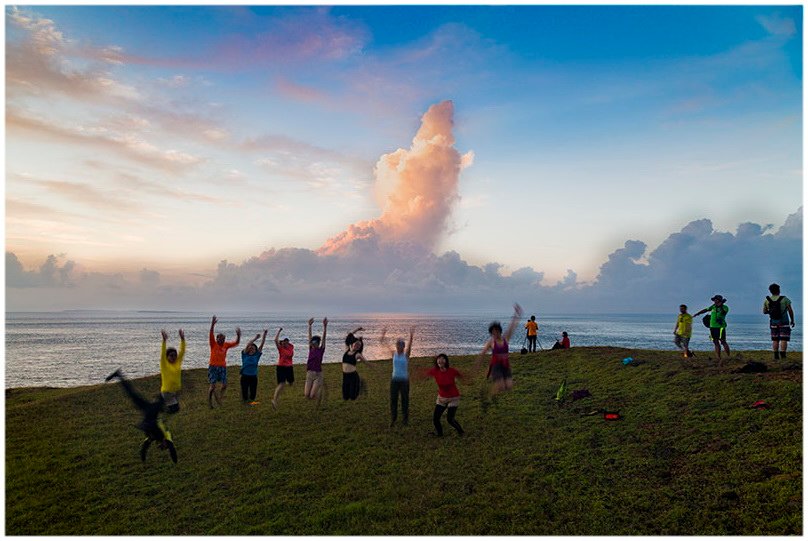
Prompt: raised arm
<box><xmin>274</xmin><ymin>327</ymin><xmax>282</xmax><ymax>348</ymax></box>
<box><xmin>246</xmin><ymin>333</ymin><xmax>260</xmax><ymax>350</ymax></box>
<box><xmin>257</xmin><ymin>329</ymin><xmax>267</xmax><ymax>352</ymax></box>
<box><xmin>350</xmin><ymin>326</ymin><xmax>364</xmax><ymax>336</ymax></box>
<box><xmin>693</xmin><ymin>307</ymin><xmax>709</xmax><ymax>317</ymax></box>
<box><xmin>405</xmin><ymin>327</ymin><xmax>415</xmax><ymax>358</ymax></box>
<box><xmin>232</xmin><ymin>327</ymin><xmax>242</xmax><ymax>347</ymax></box>
<box><xmin>209</xmin><ymin>316</ymin><xmax>217</xmax><ymax>346</ymax></box>
<box><xmin>307</xmin><ymin>318</ymin><xmax>314</xmax><ymax>346</ymax></box>
<box><xmin>503</xmin><ymin>303</ymin><xmax>524</xmax><ymax>342</ymax></box>
<box><xmin>321</xmin><ymin>318</ymin><xmax>328</xmax><ymax>349</ymax></box>
<box><xmin>160</xmin><ymin>329</ymin><xmax>168</xmax><ymax>360</ymax></box>
<box><xmin>178</xmin><ymin>329</ymin><xmax>186</xmax><ymax>360</ymax></box>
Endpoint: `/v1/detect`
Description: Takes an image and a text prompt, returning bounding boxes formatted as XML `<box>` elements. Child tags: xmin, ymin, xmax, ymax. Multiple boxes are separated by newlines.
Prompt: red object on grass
<box><xmin>603</xmin><ymin>412</ymin><xmax>621</xmax><ymax>420</ymax></box>
<box><xmin>751</xmin><ymin>400</ymin><xmax>770</xmax><ymax>410</ymax></box>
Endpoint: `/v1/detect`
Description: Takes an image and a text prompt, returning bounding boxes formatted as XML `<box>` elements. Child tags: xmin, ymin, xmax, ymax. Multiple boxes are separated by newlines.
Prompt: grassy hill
<box><xmin>6</xmin><ymin>347</ymin><xmax>802</xmax><ymax>535</ymax></box>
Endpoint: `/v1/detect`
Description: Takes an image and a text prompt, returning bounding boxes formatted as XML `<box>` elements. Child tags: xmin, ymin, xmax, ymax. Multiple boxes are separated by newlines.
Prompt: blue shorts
<box><xmin>208</xmin><ymin>366</ymin><xmax>227</xmax><ymax>384</ymax></box>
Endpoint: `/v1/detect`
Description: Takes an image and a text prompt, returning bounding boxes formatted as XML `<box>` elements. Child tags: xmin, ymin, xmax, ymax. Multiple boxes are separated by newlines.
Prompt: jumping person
<box><xmin>208</xmin><ymin>315</ymin><xmax>241</xmax><ymax>408</ymax></box>
<box><xmin>271</xmin><ymin>328</ymin><xmax>295</xmax><ymax>410</ymax></box>
<box><xmin>694</xmin><ymin>295</ymin><xmax>730</xmax><ymax>367</ymax></box>
<box><xmin>763</xmin><ymin>283</ymin><xmax>796</xmax><ymax>360</ymax></box>
<box><xmin>105</xmin><ymin>369</ymin><xmax>177</xmax><ymax>463</ymax></box>
<box><xmin>478</xmin><ymin>303</ymin><xmax>523</xmax><ymax>397</ymax></box>
<box><xmin>424</xmin><ymin>354</ymin><xmax>464</xmax><ymax>437</ymax></box>
<box><xmin>241</xmin><ymin>330</ymin><xmax>267</xmax><ymax>404</ymax></box>
<box><xmin>159</xmin><ymin>328</ymin><xmax>185</xmax><ymax>413</ymax></box>
<box><xmin>673</xmin><ymin>305</ymin><xmax>694</xmax><ymax>358</ymax></box>
<box><xmin>524</xmin><ymin>316</ymin><xmax>539</xmax><ymax>353</ymax></box>
<box><xmin>305</xmin><ymin>318</ymin><xmax>328</xmax><ymax>404</ymax></box>
<box><xmin>342</xmin><ymin>331</ymin><xmax>373</xmax><ymax>400</ymax></box>
<box><xmin>380</xmin><ymin>326</ymin><xmax>415</xmax><ymax>427</ymax></box>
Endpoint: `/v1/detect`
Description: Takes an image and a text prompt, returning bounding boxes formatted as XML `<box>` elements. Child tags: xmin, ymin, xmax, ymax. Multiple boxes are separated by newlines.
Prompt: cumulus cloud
<box><xmin>6</xmin><ymin>208</ymin><xmax>802</xmax><ymax>313</ymax></box>
<box><xmin>320</xmin><ymin>100</ymin><xmax>473</xmax><ymax>254</ymax></box>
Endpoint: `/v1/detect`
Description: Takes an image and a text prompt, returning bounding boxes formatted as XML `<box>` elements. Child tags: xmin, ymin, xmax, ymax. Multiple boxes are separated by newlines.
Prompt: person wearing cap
<box><xmin>763</xmin><ymin>283</ymin><xmax>796</xmax><ymax>361</ymax></box>
<box><xmin>380</xmin><ymin>326</ymin><xmax>415</xmax><ymax>427</ymax></box>
<box><xmin>272</xmin><ymin>327</ymin><xmax>295</xmax><ymax>409</ymax></box>
<box><xmin>208</xmin><ymin>315</ymin><xmax>241</xmax><ymax>408</ymax></box>
<box><xmin>159</xmin><ymin>328</ymin><xmax>186</xmax><ymax>413</ymax></box>
<box><xmin>694</xmin><ymin>295</ymin><xmax>730</xmax><ymax>366</ymax></box>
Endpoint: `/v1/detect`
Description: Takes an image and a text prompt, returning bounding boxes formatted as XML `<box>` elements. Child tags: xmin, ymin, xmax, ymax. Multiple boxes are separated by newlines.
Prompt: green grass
<box><xmin>6</xmin><ymin>347</ymin><xmax>802</xmax><ymax>535</ymax></box>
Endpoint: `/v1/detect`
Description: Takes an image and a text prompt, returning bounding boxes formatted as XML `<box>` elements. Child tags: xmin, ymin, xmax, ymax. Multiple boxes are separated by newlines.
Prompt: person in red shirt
<box><xmin>271</xmin><ymin>327</ymin><xmax>295</xmax><ymax>410</ymax></box>
<box><xmin>551</xmin><ymin>332</ymin><xmax>571</xmax><ymax>350</ymax></box>
<box><xmin>208</xmin><ymin>315</ymin><xmax>241</xmax><ymax>408</ymax></box>
<box><xmin>424</xmin><ymin>354</ymin><xmax>465</xmax><ymax>437</ymax></box>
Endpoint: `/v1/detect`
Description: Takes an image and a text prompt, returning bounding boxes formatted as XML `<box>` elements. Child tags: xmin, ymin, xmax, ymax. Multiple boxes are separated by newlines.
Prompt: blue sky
<box><xmin>5</xmin><ymin>5</ymin><xmax>803</xmax><ymax>312</ymax></box>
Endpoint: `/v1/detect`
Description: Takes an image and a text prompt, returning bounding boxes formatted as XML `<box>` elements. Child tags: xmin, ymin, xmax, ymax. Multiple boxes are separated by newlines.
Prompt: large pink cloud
<box><xmin>319</xmin><ymin>100</ymin><xmax>473</xmax><ymax>255</ymax></box>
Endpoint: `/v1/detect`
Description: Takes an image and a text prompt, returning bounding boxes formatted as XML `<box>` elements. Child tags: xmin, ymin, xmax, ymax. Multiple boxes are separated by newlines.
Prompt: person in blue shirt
<box><xmin>241</xmin><ymin>329</ymin><xmax>267</xmax><ymax>404</ymax></box>
<box><xmin>380</xmin><ymin>326</ymin><xmax>415</xmax><ymax>427</ymax></box>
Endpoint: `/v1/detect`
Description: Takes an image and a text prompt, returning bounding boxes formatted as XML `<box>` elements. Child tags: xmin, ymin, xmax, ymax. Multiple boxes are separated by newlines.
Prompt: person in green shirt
<box><xmin>694</xmin><ymin>295</ymin><xmax>730</xmax><ymax>367</ymax></box>
<box><xmin>673</xmin><ymin>304</ymin><xmax>694</xmax><ymax>358</ymax></box>
<box><xmin>763</xmin><ymin>283</ymin><xmax>796</xmax><ymax>361</ymax></box>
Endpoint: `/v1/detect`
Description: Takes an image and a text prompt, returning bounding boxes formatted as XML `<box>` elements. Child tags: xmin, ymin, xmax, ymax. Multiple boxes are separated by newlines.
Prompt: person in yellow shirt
<box><xmin>160</xmin><ymin>328</ymin><xmax>186</xmax><ymax>413</ymax></box>
<box><xmin>673</xmin><ymin>304</ymin><xmax>694</xmax><ymax>358</ymax></box>
<box><xmin>524</xmin><ymin>315</ymin><xmax>539</xmax><ymax>352</ymax></box>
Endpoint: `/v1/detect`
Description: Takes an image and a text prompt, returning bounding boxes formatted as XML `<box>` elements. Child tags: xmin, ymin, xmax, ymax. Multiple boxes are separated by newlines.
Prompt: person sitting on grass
<box><xmin>551</xmin><ymin>331</ymin><xmax>571</xmax><ymax>350</ymax></box>
<box><xmin>240</xmin><ymin>330</ymin><xmax>267</xmax><ymax>405</ymax></box>
<box><xmin>159</xmin><ymin>328</ymin><xmax>185</xmax><ymax>413</ymax></box>
<box><xmin>271</xmin><ymin>328</ymin><xmax>295</xmax><ymax>410</ymax></box>
<box><xmin>106</xmin><ymin>369</ymin><xmax>177</xmax><ymax>463</ymax></box>
<box><xmin>208</xmin><ymin>315</ymin><xmax>241</xmax><ymax>408</ymax></box>
<box><xmin>304</xmin><ymin>318</ymin><xmax>328</xmax><ymax>405</ymax></box>
<box><xmin>673</xmin><ymin>305</ymin><xmax>694</xmax><ymax>358</ymax></box>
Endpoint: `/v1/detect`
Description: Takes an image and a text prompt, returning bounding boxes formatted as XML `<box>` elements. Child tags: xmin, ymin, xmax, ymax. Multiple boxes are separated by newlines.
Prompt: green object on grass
<box><xmin>555</xmin><ymin>378</ymin><xmax>567</xmax><ymax>401</ymax></box>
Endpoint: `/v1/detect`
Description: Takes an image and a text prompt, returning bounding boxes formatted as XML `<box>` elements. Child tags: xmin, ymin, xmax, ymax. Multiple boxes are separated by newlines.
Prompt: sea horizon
<box><xmin>6</xmin><ymin>310</ymin><xmax>801</xmax><ymax>390</ymax></box>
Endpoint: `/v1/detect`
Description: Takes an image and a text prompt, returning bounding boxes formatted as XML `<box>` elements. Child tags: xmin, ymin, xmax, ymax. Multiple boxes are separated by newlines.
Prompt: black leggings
<box><xmin>112</xmin><ymin>374</ymin><xmax>165</xmax><ymax>441</ymax></box>
<box><xmin>342</xmin><ymin>371</ymin><xmax>360</xmax><ymax>400</ymax></box>
<box><xmin>433</xmin><ymin>405</ymin><xmax>463</xmax><ymax>436</ymax></box>
<box><xmin>527</xmin><ymin>335</ymin><xmax>537</xmax><ymax>352</ymax></box>
<box><xmin>390</xmin><ymin>379</ymin><xmax>410</xmax><ymax>423</ymax></box>
<box><xmin>240</xmin><ymin>375</ymin><xmax>258</xmax><ymax>401</ymax></box>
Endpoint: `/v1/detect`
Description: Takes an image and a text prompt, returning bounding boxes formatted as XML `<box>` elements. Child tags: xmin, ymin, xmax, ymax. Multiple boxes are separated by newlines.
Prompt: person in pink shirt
<box><xmin>272</xmin><ymin>327</ymin><xmax>295</xmax><ymax>409</ymax></box>
<box><xmin>208</xmin><ymin>315</ymin><xmax>241</xmax><ymax>408</ymax></box>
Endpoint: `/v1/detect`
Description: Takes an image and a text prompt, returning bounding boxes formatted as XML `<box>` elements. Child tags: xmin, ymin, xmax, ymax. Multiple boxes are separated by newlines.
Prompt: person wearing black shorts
<box><xmin>272</xmin><ymin>328</ymin><xmax>295</xmax><ymax>409</ymax></box>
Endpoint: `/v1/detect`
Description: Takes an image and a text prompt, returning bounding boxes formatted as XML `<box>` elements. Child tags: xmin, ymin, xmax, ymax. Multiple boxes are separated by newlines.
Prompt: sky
<box><xmin>5</xmin><ymin>5</ymin><xmax>803</xmax><ymax>314</ymax></box>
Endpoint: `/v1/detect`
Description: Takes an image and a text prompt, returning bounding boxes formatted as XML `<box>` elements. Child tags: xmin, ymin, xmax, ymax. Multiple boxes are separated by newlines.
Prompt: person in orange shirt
<box><xmin>208</xmin><ymin>315</ymin><xmax>241</xmax><ymax>408</ymax></box>
<box><xmin>524</xmin><ymin>315</ymin><xmax>539</xmax><ymax>352</ymax></box>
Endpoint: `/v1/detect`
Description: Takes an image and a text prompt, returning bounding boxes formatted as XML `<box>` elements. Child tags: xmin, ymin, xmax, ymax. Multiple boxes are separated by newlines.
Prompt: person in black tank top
<box><xmin>342</xmin><ymin>330</ymin><xmax>373</xmax><ymax>400</ymax></box>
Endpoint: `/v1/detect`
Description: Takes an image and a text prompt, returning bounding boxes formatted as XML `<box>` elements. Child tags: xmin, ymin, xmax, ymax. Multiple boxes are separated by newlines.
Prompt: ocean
<box><xmin>5</xmin><ymin>311</ymin><xmax>800</xmax><ymax>389</ymax></box>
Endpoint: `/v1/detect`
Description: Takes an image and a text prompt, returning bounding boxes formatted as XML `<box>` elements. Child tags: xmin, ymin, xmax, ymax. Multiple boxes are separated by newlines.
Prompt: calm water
<box><xmin>5</xmin><ymin>311</ymin><xmax>801</xmax><ymax>389</ymax></box>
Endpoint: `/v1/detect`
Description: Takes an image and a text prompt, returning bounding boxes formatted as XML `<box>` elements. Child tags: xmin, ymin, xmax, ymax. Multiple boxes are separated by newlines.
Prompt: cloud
<box><xmin>757</xmin><ymin>13</ymin><xmax>797</xmax><ymax>38</ymax></box>
<box><xmin>7</xmin><ymin>109</ymin><xmax>204</xmax><ymax>173</ymax></box>
<box><xmin>6</xmin><ymin>252</ymin><xmax>75</xmax><ymax>288</ymax></box>
<box><xmin>7</xmin><ymin>7</ymin><xmax>139</xmax><ymax>102</ymax></box>
<box><xmin>319</xmin><ymin>100</ymin><xmax>474</xmax><ymax>254</ymax></box>
<box><xmin>6</xmin><ymin>208</ymin><xmax>802</xmax><ymax>314</ymax></box>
